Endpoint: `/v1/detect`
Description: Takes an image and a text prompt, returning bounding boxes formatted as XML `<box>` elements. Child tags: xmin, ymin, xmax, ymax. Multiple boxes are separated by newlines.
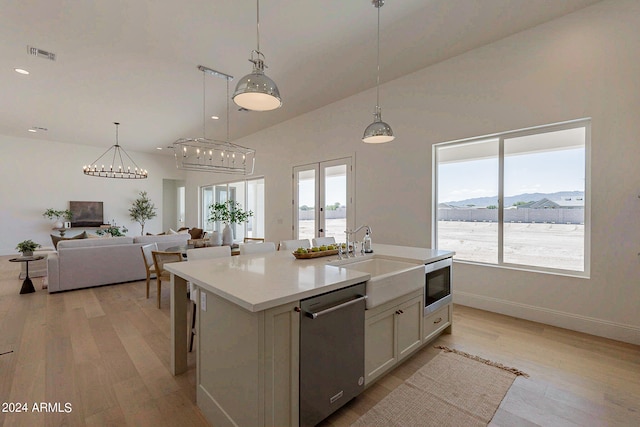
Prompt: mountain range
<box><xmin>443</xmin><ymin>191</ymin><xmax>585</xmax><ymax>208</ymax></box>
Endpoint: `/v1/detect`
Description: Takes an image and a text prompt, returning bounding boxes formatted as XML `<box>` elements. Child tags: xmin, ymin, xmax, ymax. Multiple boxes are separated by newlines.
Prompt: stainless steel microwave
<box><xmin>424</xmin><ymin>257</ymin><xmax>452</xmax><ymax>316</ymax></box>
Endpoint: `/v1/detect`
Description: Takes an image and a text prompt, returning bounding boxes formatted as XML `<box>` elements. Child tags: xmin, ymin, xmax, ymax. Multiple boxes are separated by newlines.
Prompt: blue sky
<box><xmin>438</xmin><ymin>148</ymin><xmax>585</xmax><ymax>203</ymax></box>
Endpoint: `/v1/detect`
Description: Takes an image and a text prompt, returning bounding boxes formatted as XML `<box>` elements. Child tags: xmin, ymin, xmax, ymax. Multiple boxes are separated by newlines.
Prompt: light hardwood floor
<box><xmin>1</xmin><ymin>255</ymin><xmax>639</xmax><ymax>426</ymax></box>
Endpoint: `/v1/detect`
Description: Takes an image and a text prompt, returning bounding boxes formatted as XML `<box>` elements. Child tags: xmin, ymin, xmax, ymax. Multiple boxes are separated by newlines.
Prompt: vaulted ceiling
<box><xmin>0</xmin><ymin>0</ymin><xmax>602</xmax><ymax>154</ymax></box>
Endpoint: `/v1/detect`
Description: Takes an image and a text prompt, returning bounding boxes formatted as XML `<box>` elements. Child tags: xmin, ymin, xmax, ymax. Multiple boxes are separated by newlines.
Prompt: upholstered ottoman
<box><xmin>19</xmin><ymin>247</ymin><xmax>55</xmax><ymax>280</ymax></box>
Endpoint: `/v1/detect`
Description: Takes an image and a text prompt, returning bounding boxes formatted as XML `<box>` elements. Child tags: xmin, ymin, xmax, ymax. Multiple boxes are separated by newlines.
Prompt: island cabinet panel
<box><xmin>264</xmin><ymin>301</ymin><xmax>300</xmax><ymax>427</ymax></box>
<box><xmin>396</xmin><ymin>295</ymin><xmax>424</xmax><ymax>362</ymax></box>
<box><xmin>423</xmin><ymin>303</ymin><xmax>451</xmax><ymax>342</ymax></box>
<box><xmin>364</xmin><ymin>305</ymin><xmax>397</xmax><ymax>384</ymax></box>
<box><xmin>364</xmin><ymin>290</ymin><xmax>423</xmax><ymax>386</ymax></box>
<box><xmin>196</xmin><ymin>289</ymin><xmax>300</xmax><ymax>427</ymax></box>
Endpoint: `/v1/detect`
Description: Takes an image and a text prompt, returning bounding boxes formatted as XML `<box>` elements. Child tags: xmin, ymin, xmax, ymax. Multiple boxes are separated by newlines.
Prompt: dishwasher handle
<box><xmin>303</xmin><ymin>295</ymin><xmax>367</xmax><ymax>319</ymax></box>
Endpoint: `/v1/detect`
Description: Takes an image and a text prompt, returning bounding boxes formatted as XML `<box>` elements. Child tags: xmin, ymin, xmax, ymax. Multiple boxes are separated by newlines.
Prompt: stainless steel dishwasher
<box><xmin>299</xmin><ymin>282</ymin><xmax>367</xmax><ymax>426</ymax></box>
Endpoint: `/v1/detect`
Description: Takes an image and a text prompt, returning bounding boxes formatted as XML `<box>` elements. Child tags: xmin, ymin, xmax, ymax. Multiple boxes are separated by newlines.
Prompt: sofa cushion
<box><xmin>57</xmin><ymin>236</ymin><xmax>134</xmax><ymax>249</ymax></box>
<box><xmin>133</xmin><ymin>233</ymin><xmax>190</xmax><ymax>251</ymax></box>
<box><xmin>51</xmin><ymin>231</ymin><xmax>88</xmax><ymax>249</ymax></box>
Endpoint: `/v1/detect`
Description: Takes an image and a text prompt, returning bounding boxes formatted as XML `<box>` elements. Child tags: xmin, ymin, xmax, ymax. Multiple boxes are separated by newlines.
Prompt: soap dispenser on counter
<box><xmin>363</xmin><ymin>227</ymin><xmax>373</xmax><ymax>253</ymax></box>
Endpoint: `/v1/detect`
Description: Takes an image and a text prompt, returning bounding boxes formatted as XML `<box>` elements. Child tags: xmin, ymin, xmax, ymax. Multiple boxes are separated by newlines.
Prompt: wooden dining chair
<box><xmin>243</xmin><ymin>237</ymin><xmax>265</xmax><ymax>244</ymax></box>
<box><xmin>312</xmin><ymin>236</ymin><xmax>336</xmax><ymax>247</ymax></box>
<box><xmin>151</xmin><ymin>250</ymin><xmax>183</xmax><ymax>309</ymax></box>
<box><xmin>140</xmin><ymin>243</ymin><xmax>158</xmax><ymax>299</ymax></box>
<box><xmin>279</xmin><ymin>239</ymin><xmax>311</xmax><ymax>251</ymax></box>
<box><xmin>185</xmin><ymin>245</ymin><xmax>231</xmax><ymax>352</ymax></box>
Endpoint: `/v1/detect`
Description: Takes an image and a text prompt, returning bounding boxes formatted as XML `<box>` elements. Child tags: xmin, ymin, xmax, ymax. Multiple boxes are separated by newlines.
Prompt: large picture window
<box><xmin>201</xmin><ymin>178</ymin><xmax>265</xmax><ymax>241</ymax></box>
<box><xmin>434</xmin><ymin>120</ymin><xmax>590</xmax><ymax>276</ymax></box>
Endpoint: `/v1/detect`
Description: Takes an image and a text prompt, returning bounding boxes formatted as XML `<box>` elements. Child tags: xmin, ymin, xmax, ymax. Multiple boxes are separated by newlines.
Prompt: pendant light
<box><xmin>362</xmin><ymin>0</ymin><xmax>395</xmax><ymax>144</ymax></box>
<box><xmin>83</xmin><ymin>122</ymin><xmax>148</xmax><ymax>179</ymax></box>
<box><xmin>232</xmin><ymin>0</ymin><xmax>282</xmax><ymax>111</ymax></box>
<box><xmin>173</xmin><ymin>65</ymin><xmax>256</xmax><ymax>175</ymax></box>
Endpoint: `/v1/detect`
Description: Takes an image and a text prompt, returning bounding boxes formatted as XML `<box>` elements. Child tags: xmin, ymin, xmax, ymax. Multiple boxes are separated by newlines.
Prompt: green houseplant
<box><xmin>95</xmin><ymin>224</ymin><xmax>128</xmax><ymax>237</ymax></box>
<box><xmin>16</xmin><ymin>239</ymin><xmax>41</xmax><ymax>257</ymax></box>
<box><xmin>208</xmin><ymin>201</ymin><xmax>253</xmax><ymax>245</ymax></box>
<box><xmin>43</xmin><ymin>208</ymin><xmax>73</xmax><ymax>228</ymax></box>
<box><xmin>128</xmin><ymin>191</ymin><xmax>157</xmax><ymax>235</ymax></box>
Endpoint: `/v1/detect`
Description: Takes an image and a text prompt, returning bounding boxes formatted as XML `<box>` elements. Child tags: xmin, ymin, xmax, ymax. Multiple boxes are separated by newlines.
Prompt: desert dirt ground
<box><xmin>438</xmin><ymin>221</ymin><xmax>584</xmax><ymax>271</ymax></box>
<box><xmin>298</xmin><ymin>219</ymin><xmax>584</xmax><ymax>271</ymax></box>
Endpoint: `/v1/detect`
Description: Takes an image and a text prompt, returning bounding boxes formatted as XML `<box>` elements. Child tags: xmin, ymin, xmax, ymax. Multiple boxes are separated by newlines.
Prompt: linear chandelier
<box><xmin>83</xmin><ymin>122</ymin><xmax>148</xmax><ymax>179</ymax></box>
<box><xmin>362</xmin><ymin>0</ymin><xmax>395</xmax><ymax>144</ymax></box>
<box><xmin>173</xmin><ymin>65</ymin><xmax>256</xmax><ymax>175</ymax></box>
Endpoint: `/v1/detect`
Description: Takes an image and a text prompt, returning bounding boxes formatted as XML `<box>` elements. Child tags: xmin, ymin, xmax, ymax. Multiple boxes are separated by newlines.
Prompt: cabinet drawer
<box><xmin>424</xmin><ymin>304</ymin><xmax>450</xmax><ymax>341</ymax></box>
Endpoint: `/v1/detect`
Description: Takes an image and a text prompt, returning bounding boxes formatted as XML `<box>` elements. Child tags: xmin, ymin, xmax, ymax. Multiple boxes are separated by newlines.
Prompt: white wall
<box><xmin>185</xmin><ymin>0</ymin><xmax>640</xmax><ymax>344</ymax></box>
<box><xmin>1</xmin><ymin>0</ymin><xmax>637</xmax><ymax>344</ymax></box>
<box><xmin>0</xmin><ymin>136</ymin><xmax>183</xmax><ymax>252</ymax></box>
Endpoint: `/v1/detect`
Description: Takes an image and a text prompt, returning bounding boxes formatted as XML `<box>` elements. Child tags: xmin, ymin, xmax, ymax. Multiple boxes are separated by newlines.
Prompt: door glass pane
<box><xmin>503</xmin><ymin>128</ymin><xmax>585</xmax><ymax>270</ymax></box>
<box><xmin>202</xmin><ymin>186</ymin><xmax>214</xmax><ymax>233</ymax></box>
<box><xmin>323</xmin><ymin>164</ymin><xmax>347</xmax><ymax>243</ymax></box>
<box><xmin>177</xmin><ymin>186</ymin><xmax>185</xmax><ymax>229</ymax></box>
<box><xmin>436</xmin><ymin>139</ymin><xmax>499</xmax><ymax>263</ymax></box>
<box><xmin>229</xmin><ymin>182</ymin><xmax>245</xmax><ymax>242</ymax></box>
<box><xmin>297</xmin><ymin>169</ymin><xmax>316</xmax><ymax>241</ymax></box>
<box><xmin>212</xmin><ymin>185</ymin><xmax>228</xmax><ymax>232</ymax></box>
<box><xmin>246</xmin><ymin>178</ymin><xmax>265</xmax><ymax>238</ymax></box>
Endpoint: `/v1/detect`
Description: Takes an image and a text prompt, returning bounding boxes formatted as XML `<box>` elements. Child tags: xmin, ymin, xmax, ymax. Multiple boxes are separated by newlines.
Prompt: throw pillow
<box><xmin>50</xmin><ymin>231</ymin><xmax>88</xmax><ymax>249</ymax></box>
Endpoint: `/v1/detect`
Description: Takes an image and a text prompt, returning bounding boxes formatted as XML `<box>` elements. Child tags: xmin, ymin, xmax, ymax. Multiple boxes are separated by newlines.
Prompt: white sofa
<box><xmin>47</xmin><ymin>234</ymin><xmax>189</xmax><ymax>293</ymax></box>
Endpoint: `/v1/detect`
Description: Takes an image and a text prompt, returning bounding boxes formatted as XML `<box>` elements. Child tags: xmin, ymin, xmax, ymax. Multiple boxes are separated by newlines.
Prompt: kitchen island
<box><xmin>166</xmin><ymin>244</ymin><xmax>453</xmax><ymax>426</ymax></box>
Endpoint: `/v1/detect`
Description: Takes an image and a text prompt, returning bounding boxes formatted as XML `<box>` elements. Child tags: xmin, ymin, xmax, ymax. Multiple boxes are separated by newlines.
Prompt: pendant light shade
<box><xmin>233</xmin><ymin>51</ymin><xmax>281</xmax><ymax>111</ymax></box>
<box><xmin>83</xmin><ymin>122</ymin><xmax>148</xmax><ymax>179</ymax></box>
<box><xmin>362</xmin><ymin>0</ymin><xmax>394</xmax><ymax>144</ymax></box>
<box><xmin>233</xmin><ymin>0</ymin><xmax>282</xmax><ymax>111</ymax></box>
<box><xmin>363</xmin><ymin>107</ymin><xmax>394</xmax><ymax>143</ymax></box>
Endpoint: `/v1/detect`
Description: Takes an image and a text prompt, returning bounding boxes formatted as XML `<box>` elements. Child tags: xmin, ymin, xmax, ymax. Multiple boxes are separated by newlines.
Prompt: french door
<box><xmin>293</xmin><ymin>157</ymin><xmax>353</xmax><ymax>244</ymax></box>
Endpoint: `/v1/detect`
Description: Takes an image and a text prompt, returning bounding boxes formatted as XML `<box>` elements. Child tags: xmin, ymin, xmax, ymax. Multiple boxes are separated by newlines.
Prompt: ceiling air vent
<box><xmin>27</xmin><ymin>46</ymin><xmax>56</xmax><ymax>61</ymax></box>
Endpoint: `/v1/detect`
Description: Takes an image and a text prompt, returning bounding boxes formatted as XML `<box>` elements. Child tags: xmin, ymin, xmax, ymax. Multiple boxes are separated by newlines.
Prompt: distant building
<box><xmin>517</xmin><ymin>197</ymin><xmax>584</xmax><ymax>209</ymax></box>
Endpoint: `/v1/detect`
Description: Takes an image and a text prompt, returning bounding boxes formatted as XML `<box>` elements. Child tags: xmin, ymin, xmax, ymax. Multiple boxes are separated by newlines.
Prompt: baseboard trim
<box><xmin>453</xmin><ymin>291</ymin><xmax>640</xmax><ymax>346</ymax></box>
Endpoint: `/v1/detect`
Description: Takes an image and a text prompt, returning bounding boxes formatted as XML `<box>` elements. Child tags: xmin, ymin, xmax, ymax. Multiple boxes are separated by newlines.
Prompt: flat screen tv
<box><xmin>70</xmin><ymin>201</ymin><xmax>104</xmax><ymax>227</ymax></box>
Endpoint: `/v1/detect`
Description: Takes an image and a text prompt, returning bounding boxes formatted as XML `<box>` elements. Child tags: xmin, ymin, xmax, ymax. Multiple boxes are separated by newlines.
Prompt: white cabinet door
<box><xmin>396</xmin><ymin>295</ymin><xmax>423</xmax><ymax>362</ymax></box>
<box><xmin>365</xmin><ymin>306</ymin><xmax>397</xmax><ymax>385</ymax></box>
<box><xmin>364</xmin><ymin>291</ymin><xmax>424</xmax><ymax>386</ymax></box>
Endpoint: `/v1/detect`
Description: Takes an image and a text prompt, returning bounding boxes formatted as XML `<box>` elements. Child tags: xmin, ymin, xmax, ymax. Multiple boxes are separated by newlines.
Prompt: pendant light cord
<box><xmin>256</xmin><ymin>0</ymin><xmax>261</xmax><ymax>53</ymax></box>
<box><xmin>226</xmin><ymin>77</ymin><xmax>230</xmax><ymax>143</ymax></box>
<box><xmin>202</xmin><ymin>69</ymin><xmax>207</xmax><ymax>139</ymax></box>
<box><xmin>376</xmin><ymin>3</ymin><xmax>381</xmax><ymax>109</ymax></box>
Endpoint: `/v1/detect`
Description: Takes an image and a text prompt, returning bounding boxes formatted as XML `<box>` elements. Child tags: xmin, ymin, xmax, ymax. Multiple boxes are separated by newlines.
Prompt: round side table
<box><xmin>9</xmin><ymin>255</ymin><xmax>45</xmax><ymax>294</ymax></box>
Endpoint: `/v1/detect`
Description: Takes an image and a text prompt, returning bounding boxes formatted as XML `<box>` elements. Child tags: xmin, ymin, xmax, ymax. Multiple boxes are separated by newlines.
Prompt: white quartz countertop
<box><xmin>360</xmin><ymin>244</ymin><xmax>454</xmax><ymax>264</ymax></box>
<box><xmin>165</xmin><ymin>244</ymin><xmax>454</xmax><ymax>313</ymax></box>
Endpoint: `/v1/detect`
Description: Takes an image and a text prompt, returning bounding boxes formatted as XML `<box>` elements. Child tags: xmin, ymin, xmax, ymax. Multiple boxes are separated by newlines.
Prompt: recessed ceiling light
<box><xmin>211</xmin><ymin>115</ymin><xmax>219</xmax><ymax>120</ymax></box>
<box><xmin>28</xmin><ymin>128</ymin><xmax>37</xmax><ymax>132</ymax></box>
<box><xmin>156</xmin><ymin>147</ymin><xmax>162</xmax><ymax>150</ymax></box>
<box><xmin>15</xmin><ymin>68</ymin><xmax>30</xmax><ymax>75</ymax></box>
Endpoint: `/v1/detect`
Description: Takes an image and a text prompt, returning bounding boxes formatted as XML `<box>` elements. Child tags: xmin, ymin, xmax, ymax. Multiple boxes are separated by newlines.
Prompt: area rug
<box><xmin>352</xmin><ymin>346</ymin><xmax>529</xmax><ymax>427</ymax></box>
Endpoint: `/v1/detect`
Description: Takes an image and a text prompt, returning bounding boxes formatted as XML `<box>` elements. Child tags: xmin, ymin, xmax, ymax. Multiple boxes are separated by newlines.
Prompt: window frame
<box><xmin>200</xmin><ymin>177</ymin><xmax>265</xmax><ymax>240</ymax></box>
<box><xmin>433</xmin><ymin>119</ymin><xmax>591</xmax><ymax>278</ymax></box>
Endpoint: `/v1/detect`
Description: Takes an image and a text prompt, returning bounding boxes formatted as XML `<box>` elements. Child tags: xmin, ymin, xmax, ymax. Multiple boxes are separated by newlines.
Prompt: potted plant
<box><xmin>43</xmin><ymin>208</ymin><xmax>73</xmax><ymax>229</ymax></box>
<box><xmin>128</xmin><ymin>191</ymin><xmax>157</xmax><ymax>235</ymax></box>
<box><xmin>208</xmin><ymin>200</ymin><xmax>253</xmax><ymax>245</ymax></box>
<box><xmin>16</xmin><ymin>239</ymin><xmax>41</xmax><ymax>257</ymax></box>
<box><xmin>95</xmin><ymin>224</ymin><xmax>128</xmax><ymax>237</ymax></box>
